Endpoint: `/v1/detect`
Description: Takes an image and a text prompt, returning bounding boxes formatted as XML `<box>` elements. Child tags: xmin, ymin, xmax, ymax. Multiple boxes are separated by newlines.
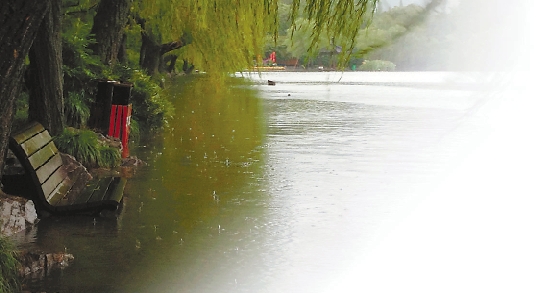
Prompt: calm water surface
<box><xmin>19</xmin><ymin>72</ymin><xmax>542</xmax><ymax>292</ymax></box>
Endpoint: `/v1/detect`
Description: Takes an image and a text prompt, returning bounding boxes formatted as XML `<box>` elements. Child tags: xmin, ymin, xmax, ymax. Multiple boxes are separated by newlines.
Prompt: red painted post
<box><xmin>108</xmin><ymin>105</ymin><xmax>117</xmax><ymax>137</ymax></box>
<box><xmin>121</xmin><ymin>105</ymin><xmax>132</xmax><ymax>158</ymax></box>
<box><xmin>112</xmin><ymin>83</ymin><xmax>133</xmax><ymax>158</ymax></box>
<box><xmin>89</xmin><ymin>80</ymin><xmax>116</xmax><ymax>134</ymax></box>
<box><xmin>91</xmin><ymin>81</ymin><xmax>133</xmax><ymax>159</ymax></box>
<box><xmin>114</xmin><ymin>106</ymin><xmax>123</xmax><ymax>138</ymax></box>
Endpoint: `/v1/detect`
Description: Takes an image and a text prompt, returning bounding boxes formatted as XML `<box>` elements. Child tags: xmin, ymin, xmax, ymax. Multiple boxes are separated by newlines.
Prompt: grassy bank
<box><xmin>0</xmin><ymin>235</ymin><xmax>20</xmax><ymax>293</ymax></box>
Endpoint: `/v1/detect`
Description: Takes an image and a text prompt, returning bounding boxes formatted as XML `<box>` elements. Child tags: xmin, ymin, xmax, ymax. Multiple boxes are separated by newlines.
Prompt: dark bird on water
<box><xmin>268</xmin><ymin>80</ymin><xmax>276</xmax><ymax>86</ymax></box>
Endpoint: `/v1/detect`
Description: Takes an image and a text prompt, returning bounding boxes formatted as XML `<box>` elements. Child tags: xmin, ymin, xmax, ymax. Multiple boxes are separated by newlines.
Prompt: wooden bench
<box><xmin>2</xmin><ymin>122</ymin><xmax>126</xmax><ymax>215</ymax></box>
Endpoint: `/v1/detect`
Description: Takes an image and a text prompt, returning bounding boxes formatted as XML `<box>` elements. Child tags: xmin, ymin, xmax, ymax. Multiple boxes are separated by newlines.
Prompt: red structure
<box><xmin>89</xmin><ymin>81</ymin><xmax>133</xmax><ymax>158</ymax></box>
<box><xmin>263</xmin><ymin>51</ymin><xmax>277</xmax><ymax>65</ymax></box>
<box><xmin>270</xmin><ymin>51</ymin><xmax>276</xmax><ymax>63</ymax></box>
<box><xmin>108</xmin><ymin>104</ymin><xmax>132</xmax><ymax>158</ymax></box>
<box><xmin>109</xmin><ymin>83</ymin><xmax>132</xmax><ymax>158</ymax></box>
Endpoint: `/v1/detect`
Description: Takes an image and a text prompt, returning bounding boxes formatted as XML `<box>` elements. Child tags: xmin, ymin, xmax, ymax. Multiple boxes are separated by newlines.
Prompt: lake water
<box><xmin>19</xmin><ymin>71</ymin><xmax>543</xmax><ymax>292</ymax></box>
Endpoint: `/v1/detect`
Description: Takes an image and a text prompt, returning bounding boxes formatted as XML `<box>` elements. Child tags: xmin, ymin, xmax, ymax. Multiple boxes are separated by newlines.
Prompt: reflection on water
<box><xmin>20</xmin><ymin>72</ymin><xmax>541</xmax><ymax>293</ymax></box>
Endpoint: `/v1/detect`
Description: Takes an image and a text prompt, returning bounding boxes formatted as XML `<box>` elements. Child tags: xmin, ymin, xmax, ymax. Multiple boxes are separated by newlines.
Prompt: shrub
<box><xmin>12</xmin><ymin>91</ymin><xmax>29</xmax><ymax>131</ymax></box>
<box><xmin>359</xmin><ymin>60</ymin><xmax>396</xmax><ymax>71</ymax></box>
<box><xmin>130</xmin><ymin>70</ymin><xmax>174</xmax><ymax>132</ymax></box>
<box><xmin>55</xmin><ymin>128</ymin><xmax>100</xmax><ymax>167</ymax></box>
<box><xmin>65</xmin><ymin>90</ymin><xmax>91</xmax><ymax>128</ymax></box>
<box><xmin>0</xmin><ymin>236</ymin><xmax>20</xmax><ymax>293</ymax></box>
<box><xmin>54</xmin><ymin>128</ymin><xmax>121</xmax><ymax>168</ymax></box>
<box><xmin>62</xmin><ymin>18</ymin><xmax>103</xmax><ymax>96</ymax></box>
<box><xmin>61</xmin><ymin>14</ymin><xmax>173</xmax><ymax>134</ymax></box>
<box><xmin>98</xmin><ymin>146</ymin><xmax>121</xmax><ymax>168</ymax></box>
<box><xmin>128</xmin><ymin>118</ymin><xmax>140</xmax><ymax>142</ymax></box>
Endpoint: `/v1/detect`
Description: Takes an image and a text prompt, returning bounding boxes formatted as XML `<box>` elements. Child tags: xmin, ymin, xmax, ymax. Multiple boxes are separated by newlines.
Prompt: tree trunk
<box><xmin>117</xmin><ymin>33</ymin><xmax>128</xmax><ymax>64</ymax></box>
<box><xmin>89</xmin><ymin>0</ymin><xmax>132</xmax><ymax>65</ymax></box>
<box><xmin>141</xmin><ymin>39</ymin><xmax>188</xmax><ymax>75</ymax></box>
<box><xmin>182</xmin><ymin>59</ymin><xmax>195</xmax><ymax>75</ymax></box>
<box><xmin>139</xmin><ymin>32</ymin><xmax>161</xmax><ymax>76</ymax></box>
<box><xmin>138</xmin><ymin>22</ymin><xmax>190</xmax><ymax>76</ymax></box>
<box><xmin>27</xmin><ymin>0</ymin><xmax>65</xmax><ymax>136</ymax></box>
<box><xmin>162</xmin><ymin>55</ymin><xmax>178</xmax><ymax>74</ymax></box>
<box><xmin>0</xmin><ymin>0</ymin><xmax>49</xmax><ymax>181</ymax></box>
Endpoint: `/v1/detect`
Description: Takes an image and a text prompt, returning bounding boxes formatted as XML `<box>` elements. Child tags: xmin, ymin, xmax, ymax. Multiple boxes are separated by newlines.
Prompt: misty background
<box><xmin>274</xmin><ymin>0</ymin><xmax>531</xmax><ymax>72</ymax></box>
<box><xmin>370</xmin><ymin>0</ymin><xmax>528</xmax><ymax>71</ymax></box>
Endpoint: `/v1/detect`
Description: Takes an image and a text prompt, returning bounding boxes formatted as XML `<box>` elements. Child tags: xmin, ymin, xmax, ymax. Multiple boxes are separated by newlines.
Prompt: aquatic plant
<box><xmin>0</xmin><ymin>236</ymin><xmax>20</xmax><ymax>293</ymax></box>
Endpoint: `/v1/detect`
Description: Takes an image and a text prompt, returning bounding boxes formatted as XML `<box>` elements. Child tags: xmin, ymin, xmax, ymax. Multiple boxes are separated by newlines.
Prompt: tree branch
<box><xmin>63</xmin><ymin>3</ymin><xmax>98</xmax><ymax>16</ymax></box>
<box><xmin>159</xmin><ymin>32</ymin><xmax>192</xmax><ymax>55</ymax></box>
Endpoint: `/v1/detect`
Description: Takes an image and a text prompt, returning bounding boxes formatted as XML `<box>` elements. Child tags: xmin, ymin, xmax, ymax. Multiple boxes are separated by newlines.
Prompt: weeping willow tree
<box><xmin>96</xmin><ymin>0</ymin><xmax>448</xmax><ymax>74</ymax></box>
<box><xmin>288</xmin><ymin>0</ymin><xmax>378</xmax><ymax>66</ymax></box>
<box><xmin>130</xmin><ymin>0</ymin><xmax>384</xmax><ymax>73</ymax></box>
<box><xmin>284</xmin><ymin>0</ymin><xmax>448</xmax><ymax>68</ymax></box>
<box><xmin>132</xmin><ymin>0</ymin><xmax>279</xmax><ymax>74</ymax></box>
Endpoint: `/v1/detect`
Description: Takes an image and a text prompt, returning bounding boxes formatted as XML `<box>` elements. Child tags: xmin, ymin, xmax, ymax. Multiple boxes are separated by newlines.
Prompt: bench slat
<box><xmin>69</xmin><ymin>178</ymin><xmax>102</xmax><ymax>206</ymax></box>
<box><xmin>87</xmin><ymin>177</ymin><xmax>114</xmax><ymax>203</ymax></box>
<box><xmin>28</xmin><ymin>141</ymin><xmax>58</xmax><ymax>170</ymax></box>
<box><xmin>19</xmin><ymin>131</ymin><xmax>52</xmax><ymax>156</ymax></box>
<box><xmin>42</xmin><ymin>166</ymin><xmax>69</xmax><ymax>201</ymax></box>
<box><xmin>53</xmin><ymin>168</ymin><xmax>92</xmax><ymax>209</ymax></box>
<box><xmin>106</xmin><ymin>177</ymin><xmax>126</xmax><ymax>204</ymax></box>
<box><xmin>48</xmin><ymin>175</ymin><xmax>77</xmax><ymax>207</ymax></box>
<box><xmin>35</xmin><ymin>153</ymin><xmax>64</xmax><ymax>184</ymax></box>
<box><xmin>11</xmin><ymin>122</ymin><xmax>45</xmax><ymax>144</ymax></box>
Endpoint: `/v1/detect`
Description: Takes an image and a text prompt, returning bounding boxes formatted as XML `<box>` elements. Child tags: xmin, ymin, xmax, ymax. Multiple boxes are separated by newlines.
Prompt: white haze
<box><xmin>330</xmin><ymin>1</ymin><xmax>543</xmax><ymax>292</ymax></box>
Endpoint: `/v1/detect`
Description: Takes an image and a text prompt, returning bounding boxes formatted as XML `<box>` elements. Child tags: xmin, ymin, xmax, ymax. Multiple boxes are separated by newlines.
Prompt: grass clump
<box><xmin>98</xmin><ymin>146</ymin><xmax>122</xmax><ymax>168</ymax></box>
<box><xmin>0</xmin><ymin>236</ymin><xmax>20</xmax><ymax>293</ymax></box>
<box><xmin>54</xmin><ymin>128</ymin><xmax>121</xmax><ymax>168</ymax></box>
<box><xmin>55</xmin><ymin>128</ymin><xmax>100</xmax><ymax>167</ymax></box>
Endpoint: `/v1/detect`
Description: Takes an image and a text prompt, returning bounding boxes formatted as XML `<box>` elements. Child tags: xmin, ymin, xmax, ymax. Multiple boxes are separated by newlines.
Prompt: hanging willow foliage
<box><xmin>132</xmin><ymin>0</ymin><xmax>446</xmax><ymax>71</ymax></box>
<box><xmin>132</xmin><ymin>0</ymin><xmax>279</xmax><ymax>73</ymax></box>
<box><xmin>289</xmin><ymin>0</ymin><xmax>379</xmax><ymax>67</ymax></box>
